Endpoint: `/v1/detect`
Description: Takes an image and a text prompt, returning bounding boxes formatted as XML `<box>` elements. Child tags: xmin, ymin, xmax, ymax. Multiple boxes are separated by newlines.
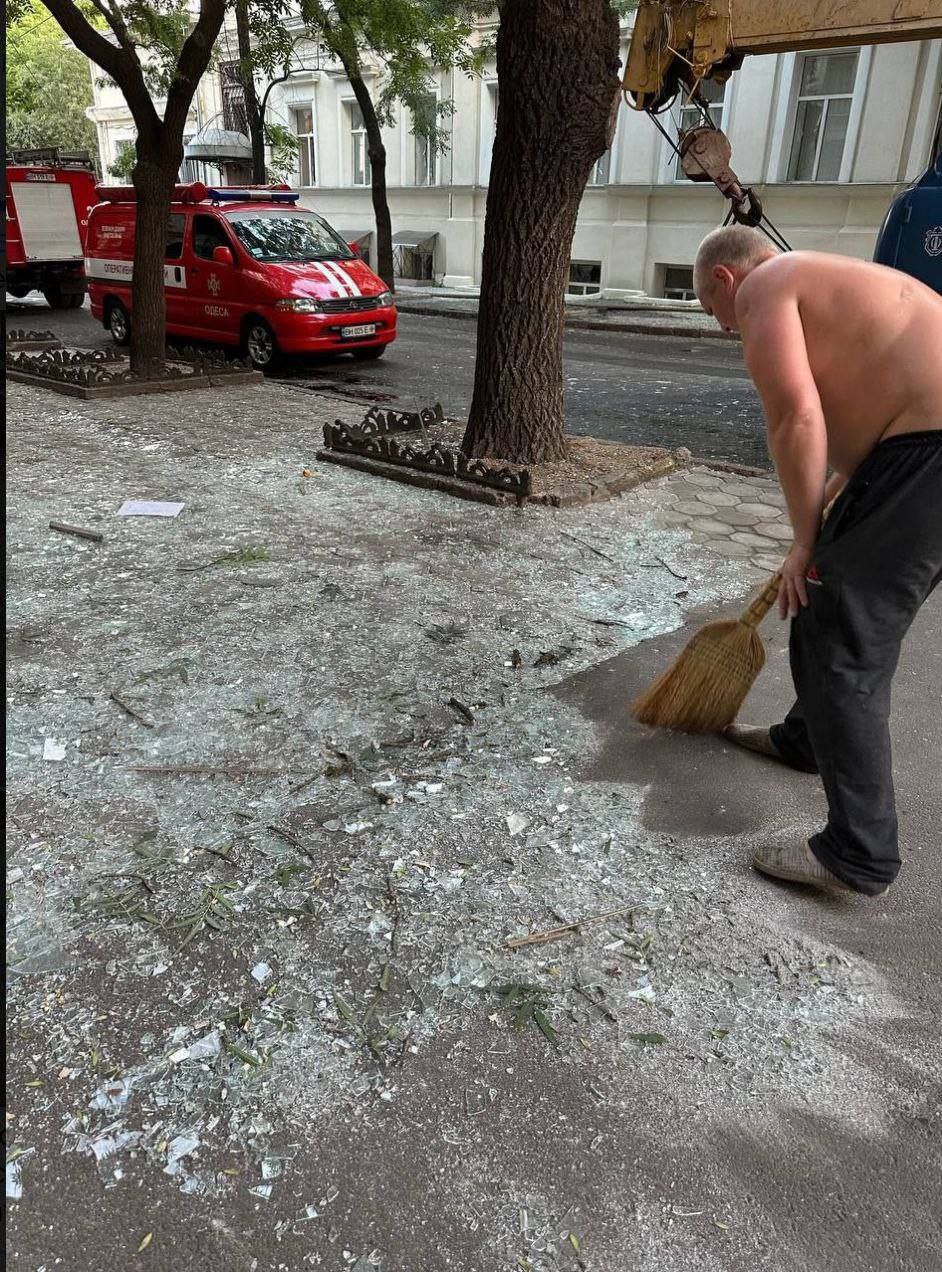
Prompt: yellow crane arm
<box><xmin>625</xmin><ymin>0</ymin><xmax>942</xmax><ymax>109</ymax></box>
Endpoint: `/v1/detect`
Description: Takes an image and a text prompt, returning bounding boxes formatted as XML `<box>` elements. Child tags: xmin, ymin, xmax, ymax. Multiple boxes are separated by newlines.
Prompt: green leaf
<box><xmin>225</xmin><ymin>1041</ymin><xmax>261</xmax><ymax>1066</ymax></box>
<box><xmin>627</xmin><ymin>1032</ymin><xmax>666</xmax><ymax>1046</ymax></box>
<box><xmin>333</xmin><ymin>992</ymin><xmax>362</xmax><ymax>1033</ymax></box>
<box><xmin>532</xmin><ymin>1008</ymin><xmax>559</xmax><ymax>1047</ymax></box>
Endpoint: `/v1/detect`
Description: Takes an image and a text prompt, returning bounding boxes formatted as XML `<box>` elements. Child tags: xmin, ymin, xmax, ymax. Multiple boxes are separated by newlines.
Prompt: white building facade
<box><xmin>87</xmin><ymin>17</ymin><xmax>942</xmax><ymax>299</ymax></box>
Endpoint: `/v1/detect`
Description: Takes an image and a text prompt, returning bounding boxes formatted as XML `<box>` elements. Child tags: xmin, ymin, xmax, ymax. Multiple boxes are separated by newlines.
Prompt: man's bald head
<box><xmin>694</xmin><ymin>226</ymin><xmax>778</xmax><ymax>295</ymax></box>
<box><xmin>693</xmin><ymin>226</ymin><xmax>780</xmax><ymax>331</ymax></box>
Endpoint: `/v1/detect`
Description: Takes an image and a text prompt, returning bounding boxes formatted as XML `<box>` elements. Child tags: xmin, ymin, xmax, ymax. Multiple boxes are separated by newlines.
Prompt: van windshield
<box><xmin>226</xmin><ymin>208</ymin><xmax>354</xmax><ymax>263</ymax></box>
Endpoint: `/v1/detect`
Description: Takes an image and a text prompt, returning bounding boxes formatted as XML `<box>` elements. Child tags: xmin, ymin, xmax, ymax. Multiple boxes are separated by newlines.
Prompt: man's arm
<box><xmin>738</xmin><ymin>275</ymin><xmax>828</xmax><ymax>618</ymax></box>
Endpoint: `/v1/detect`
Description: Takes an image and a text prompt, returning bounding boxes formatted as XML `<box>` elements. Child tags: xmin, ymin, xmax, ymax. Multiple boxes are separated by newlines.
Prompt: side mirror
<box><xmin>347</xmin><ymin>242</ymin><xmax>360</xmax><ymax>257</ymax></box>
<box><xmin>212</xmin><ymin>245</ymin><xmax>234</xmax><ymax>267</ymax></box>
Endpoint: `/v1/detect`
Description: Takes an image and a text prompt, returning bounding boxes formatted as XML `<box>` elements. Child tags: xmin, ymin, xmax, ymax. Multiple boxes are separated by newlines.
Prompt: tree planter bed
<box><xmin>317</xmin><ymin>405</ymin><xmax>689</xmax><ymax>508</ymax></box>
<box><xmin>5</xmin><ymin>329</ymin><xmax>63</xmax><ymax>353</ymax></box>
<box><xmin>5</xmin><ymin>346</ymin><xmax>263</xmax><ymax>399</ymax></box>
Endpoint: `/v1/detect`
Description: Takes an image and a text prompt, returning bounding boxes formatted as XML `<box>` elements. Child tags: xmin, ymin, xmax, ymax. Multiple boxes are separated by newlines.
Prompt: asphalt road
<box><xmin>9</xmin><ymin>295</ymin><xmax>769</xmax><ymax>468</ymax></box>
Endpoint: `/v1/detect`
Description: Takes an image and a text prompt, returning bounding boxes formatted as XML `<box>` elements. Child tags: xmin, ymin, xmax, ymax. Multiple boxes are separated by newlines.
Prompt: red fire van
<box><xmin>85</xmin><ymin>184</ymin><xmax>396</xmax><ymax>369</ymax></box>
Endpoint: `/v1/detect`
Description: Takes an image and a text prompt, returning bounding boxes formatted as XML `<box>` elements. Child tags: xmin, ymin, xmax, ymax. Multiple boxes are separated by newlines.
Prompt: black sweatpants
<box><xmin>769</xmin><ymin>431</ymin><xmax>942</xmax><ymax>895</ymax></box>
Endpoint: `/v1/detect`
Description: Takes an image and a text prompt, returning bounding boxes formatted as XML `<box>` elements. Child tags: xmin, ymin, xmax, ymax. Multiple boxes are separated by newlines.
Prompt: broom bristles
<box><xmin>632</xmin><ymin>617</ymin><xmax>767</xmax><ymax>733</ymax></box>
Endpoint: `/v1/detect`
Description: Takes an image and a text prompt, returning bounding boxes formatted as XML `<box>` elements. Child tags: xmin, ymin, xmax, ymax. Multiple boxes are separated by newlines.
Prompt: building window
<box><xmin>293</xmin><ymin>106</ymin><xmax>316</xmax><ymax>186</ymax></box>
<box><xmin>567</xmin><ymin>260</ymin><xmax>602</xmax><ymax>296</ymax></box>
<box><xmin>588</xmin><ymin>149</ymin><xmax>611</xmax><ymax>186</ymax></box>
<box><xmin>395</xmin><ymin>244</ymin><xmax>435</xmax><ymax>281</ymax></box>
<box><xmin>413</xmin><ymin>95</ymin><xmax>438</xmax><ymax>187</ymax></box>
<box><xmin>674</xmin><ymin>79</ymin><xmax>726</xmax><ymax>179</ymax></box>
<box><xmin>787</xmin><ymin>51</ymin><xmax>859</xmax><ymax>182</ymax></box>
<box><xmin>219</xmin><ymin>60</ymin><xmax>249</xmax><ymax>136</ymax></box>
<box><xmin>662</xmin><ymin>265</ymin><xmax>696</xmax><ymax>301</ymax></box>
<box><xmin>180</xmin><ymin>135</ymin><xmax>200</xmax><ymax>183</ymax></box>
<box><xmin>349</xmin><ymin>102</ymin><xmax>371</xmax><ymax>187</ymax></box>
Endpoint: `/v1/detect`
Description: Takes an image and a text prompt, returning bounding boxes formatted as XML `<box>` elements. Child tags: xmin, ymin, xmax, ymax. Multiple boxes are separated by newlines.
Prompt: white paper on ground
<box><xmin>117</xmin><ymin>501</ymin><xmax>185</xmax><ymax>518</ymax></box>
<box><xmin>42</xmin><ymin>738</ymin><xmax>67</xmax><ymax>761</ymax></box>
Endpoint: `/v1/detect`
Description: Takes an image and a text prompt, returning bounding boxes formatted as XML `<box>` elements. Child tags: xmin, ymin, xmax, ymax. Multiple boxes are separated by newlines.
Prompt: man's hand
<box><xmin>779</xmin><ymin>542</ymin><xmax>813</xmax><ymax>620</ymax></box>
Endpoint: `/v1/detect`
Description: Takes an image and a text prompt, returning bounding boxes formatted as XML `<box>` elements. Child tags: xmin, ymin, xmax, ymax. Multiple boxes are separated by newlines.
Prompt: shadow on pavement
<box><xmin>551</xmin><ymin>591</ymin><xmax>942</xmax><ymax>1272</ymax></box>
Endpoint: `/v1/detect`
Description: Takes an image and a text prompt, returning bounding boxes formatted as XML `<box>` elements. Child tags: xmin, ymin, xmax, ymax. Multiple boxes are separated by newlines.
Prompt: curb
<box><xmin>693</xmin><ymin>457</ymin><xmax>773</xmax><ymax>478</ymax></box>
<box><xmin>393</xmin><ymin>301</ymin><xmax>739</xmax><ymax>342</ymax></box>
<box><xmin>6</xmin><ymin>368</ymin><xmax>263</xmax><ymax>400</ymax></box>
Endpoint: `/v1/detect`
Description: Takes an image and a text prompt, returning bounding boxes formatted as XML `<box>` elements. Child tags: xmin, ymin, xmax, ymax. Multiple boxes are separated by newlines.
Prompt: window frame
<box><xmin>660</xmin><ymin>264</ymin><xmax>696</xmax><ymax>301</ymax></box>
<box><xmin>567</xmin><ymin>259</ymin><xmax>602</xmax><ymax>297</ymax></box>
<box><xmin>767</xmin><ymin>46</ymin><xmax>872</xmax><ymax>185</ymax></box>
<box><xmin>657</xmin><ymin>78</ymin><xmax>732</xmax><ymax>185</ymax></box>
<box><xmin>346</xmin><ymin>100</ymin><xmax>372</xmax><ymax>188</ymax></box>
<box><xmin>786</xmin><ymin>50</ymin><xmax>860</xmax><ymax>183</ymax></box>
<box><xmin>669</xmin><ymin>79</ymin><xmax>729</xmax><ymax>184</ymax></box>
<box><xmin>412</xmin><ymin>92</ymin><xmax>439</xmax><ymax>188</ymax></box>
<box><xmin>292</xmin><ymin>104</ymin><xmax>317</xmax><ymax>188</ymax></box>
<box><xmin>587</xmin><ymin>147</ymin><xmax>612</xmax><ymax>187</ymax></box>
<box><xmin>478</xmin><ymin>80</ymin><xmax>499</xmax><ymax>186</ymax></box>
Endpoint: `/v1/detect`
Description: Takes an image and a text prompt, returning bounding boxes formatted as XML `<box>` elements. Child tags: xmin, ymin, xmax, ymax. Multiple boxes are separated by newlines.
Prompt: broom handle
<box><xmin>741</xmin><ymin>572</ymin><xmax>782</xmax><ymax>629</ymax></box>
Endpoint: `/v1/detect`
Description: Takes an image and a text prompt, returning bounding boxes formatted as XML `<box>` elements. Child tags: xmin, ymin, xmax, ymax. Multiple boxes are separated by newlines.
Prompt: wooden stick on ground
<box><xmin>131</xmin><ymin>764</ymin><xmax>290</xmax><ymax>777</ymax></box>
<box><xmin>49</xmin><ymin>521</ymin><xmax>104</xmax><ymax>543</ymax></box>
<box><xmin>506</xmin><ymin>904</ymin><xmax>633</xmax><ymax>950</ymax></box>
<box><xmin>109</xmin><ymin>693</ymin><xmax>154</xmax><ymax>728</ymax></box>
<box><xmin>267</xmin><ymin>823</ymin><xmax>319</xmax><ymax>862</ymax></box>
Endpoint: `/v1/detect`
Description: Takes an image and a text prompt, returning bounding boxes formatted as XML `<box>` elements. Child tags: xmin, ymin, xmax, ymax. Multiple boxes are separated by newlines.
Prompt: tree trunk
<box><xmin>236</xmin><ymin>0</ymin><xmax>266</xmax><ymax>183</ymax></box>
<box><xmin>347</xmin><ymin>71</ymin><xmax>395</xmax><ymax>291</ymax></box>
<box><xmin>461</xmin><ymin>0</ymin><xmax>620</xmax><ymax>464</ymax></box>
<box><xmin>129</xmin><ymin>153</ymin><xmax>176</xmax><ymax>374</ymax></box>
<box><xmin>40</xmin><ymin>0</ymin><xmax>226</xmax><ymax>377</ymax></box>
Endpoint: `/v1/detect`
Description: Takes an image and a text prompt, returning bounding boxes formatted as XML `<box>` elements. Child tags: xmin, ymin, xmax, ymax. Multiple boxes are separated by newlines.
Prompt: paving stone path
<box><xmin>652</xmin><ymin>464</ymin><xmax>791</xmax><ymax>580</ymax></box>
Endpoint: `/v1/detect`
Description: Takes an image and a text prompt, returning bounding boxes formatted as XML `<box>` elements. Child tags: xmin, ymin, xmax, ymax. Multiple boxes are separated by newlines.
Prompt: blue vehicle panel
<box><xmin>873</xmin><ymin>150</ymin><xmax>942</xmax><ymax>294</ymax></box>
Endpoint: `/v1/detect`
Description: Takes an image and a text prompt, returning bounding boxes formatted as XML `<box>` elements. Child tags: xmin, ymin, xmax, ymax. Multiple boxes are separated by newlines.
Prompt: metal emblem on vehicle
<box><xmin>207</xmin><ymin>273</ymin><xmax>221</xmax><ymax>294</ymax></box>
<box><xmin>925</xmin><ymin>226</ymin><xmax>942</xmax><ymax>258</ymax></box>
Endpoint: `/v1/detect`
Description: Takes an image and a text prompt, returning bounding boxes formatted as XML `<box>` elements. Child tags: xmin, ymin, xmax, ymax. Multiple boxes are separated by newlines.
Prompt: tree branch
<box><xmin>259</xmin><ymin>35</ymin><xmax>321</xmax><ymax>120</ymax></box>
<box><xmin>40</xmin><ymin>0</ymin><xmax>126</xmax><ymax>81</ymax></box>
<box><xmin>163</xmin><ymin>0</ymin><xmax>228</xmax><ymax>140</ymax></box>
<box><xmin>40</xmin><ymin>0</ymin><xmax>160</xmax><ymax>136</ymax></box>
<box><xmin>86</xmin><ymin>0</ymin><xmax>134</xmax><ymax>56</ymax></box>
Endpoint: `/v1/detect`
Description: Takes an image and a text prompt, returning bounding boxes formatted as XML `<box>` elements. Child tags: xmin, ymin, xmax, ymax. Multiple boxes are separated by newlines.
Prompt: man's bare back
<box><xmin>736</xmin><ymin>252</ymin><xmax>942</xmax><ymax>476</ymax></box>
<box><xmin>693</xmin><ymin>227</ymin><xmax>942</xmax><ymax>900</ymax></box>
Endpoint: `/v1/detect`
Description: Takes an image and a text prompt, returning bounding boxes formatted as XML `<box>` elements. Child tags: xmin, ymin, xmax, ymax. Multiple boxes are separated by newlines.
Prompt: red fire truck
<box><xmin>5</xmin><ymin>148</ymin><xmax>100</xmax><ymax>308</ymax></box>
<box><xmin>85</xmin><ymin>183</ymin><xmax>397</xmax><ymax>369</ymax></box>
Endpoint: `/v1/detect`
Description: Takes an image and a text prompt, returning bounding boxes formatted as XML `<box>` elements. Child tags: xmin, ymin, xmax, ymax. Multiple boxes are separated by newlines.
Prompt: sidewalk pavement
<box><xmin>393</xmin><ymin>286</ymin><xmax>735</xmax><ymax>341</ymax></box>
<box><xmin>6</xmin><ymin>377</ymin><xmax>940</xmax><ymax>1272</ymax></box>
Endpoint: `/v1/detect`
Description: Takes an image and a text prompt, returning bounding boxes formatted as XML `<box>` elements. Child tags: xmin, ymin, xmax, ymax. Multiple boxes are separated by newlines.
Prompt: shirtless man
<box><xmin>693</xmin><ymin>226</ymin><xmax>942</xmax><ymax>896</ymax></box>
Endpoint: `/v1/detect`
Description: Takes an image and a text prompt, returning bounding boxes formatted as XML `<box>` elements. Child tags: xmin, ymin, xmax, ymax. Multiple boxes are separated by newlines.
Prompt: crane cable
<box><xmin>642</xmin><ymin>88</ymin><xmax>793</xmax><ymax>253</ymax></box>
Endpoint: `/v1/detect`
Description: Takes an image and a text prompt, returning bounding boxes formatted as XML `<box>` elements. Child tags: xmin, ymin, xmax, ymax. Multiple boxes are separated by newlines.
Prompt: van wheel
<box><xmin>243</xmin><ymin>319</ymin><xmax>279</xmax><ymax>371</ymax></box>
<box><xmin>106</xmin><ymin>301</ymin><xmax>131</xmax><ymax>346</ymax></box>
<box><xmin>352</xmin><ymin>345</ymin><xmax>385</xmax><ymax>361</ymax></box>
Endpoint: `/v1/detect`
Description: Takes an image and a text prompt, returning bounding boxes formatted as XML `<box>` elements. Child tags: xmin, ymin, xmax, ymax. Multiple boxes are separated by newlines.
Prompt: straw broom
<box><xmin>631</xmin><ymin>570</ymin><xmax>782</xmax><ymax>733</ymax></box>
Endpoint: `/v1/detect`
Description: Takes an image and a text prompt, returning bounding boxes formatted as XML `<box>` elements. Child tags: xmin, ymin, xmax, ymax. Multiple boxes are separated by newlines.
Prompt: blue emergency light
<box><xmin>205</xmin><ymin>188</ymin><xmax>299</xmax><ymax>204</ymax></box>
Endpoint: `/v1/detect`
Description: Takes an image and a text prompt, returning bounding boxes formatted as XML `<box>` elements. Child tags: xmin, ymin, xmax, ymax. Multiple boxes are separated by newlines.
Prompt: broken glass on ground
<box><xmin>5</xmin><ymin>379</ymin><xmax>888</xmax><ymax>1263</ymax></box>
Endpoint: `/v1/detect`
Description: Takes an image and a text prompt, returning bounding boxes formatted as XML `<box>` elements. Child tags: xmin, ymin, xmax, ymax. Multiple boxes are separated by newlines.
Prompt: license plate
<box><xmin>341</xmin><ymin>323</ymin><xmax>377</xmax><ymax>338</ymax></box>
